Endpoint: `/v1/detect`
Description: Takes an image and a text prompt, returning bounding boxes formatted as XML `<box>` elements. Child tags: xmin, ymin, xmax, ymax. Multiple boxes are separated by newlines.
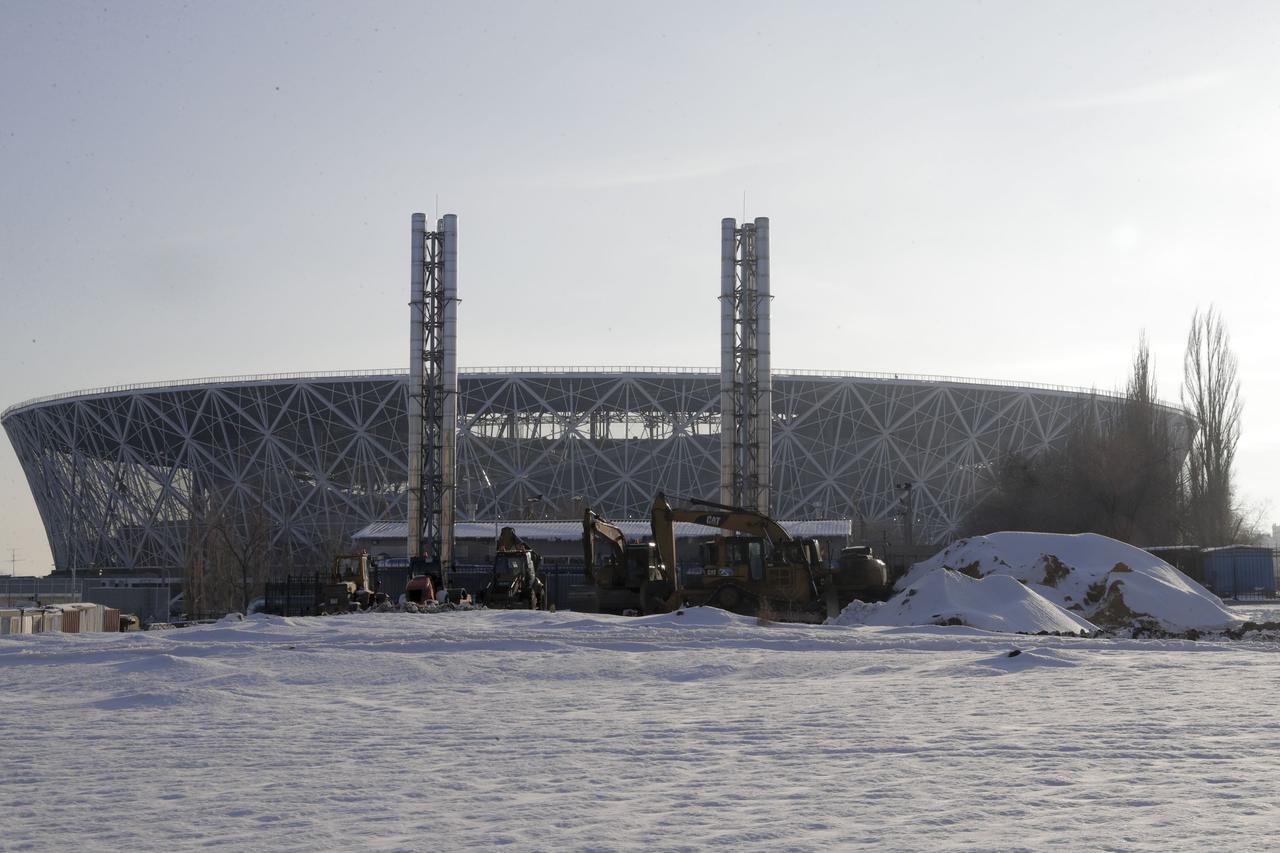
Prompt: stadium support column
<box><xmin>719</xmin><ymin>216</ymin><xmax>773</xmax><ymax>515</ymax></box>
<box><xmin>407</xmin><ymin>213</ymin><xmax>459</xmax><ymax>584</ymax></box>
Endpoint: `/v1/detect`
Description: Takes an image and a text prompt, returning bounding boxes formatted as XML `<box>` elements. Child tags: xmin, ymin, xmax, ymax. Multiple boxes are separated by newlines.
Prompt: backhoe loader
<box><xmin>480</xmin><ymin>527</ymin><xmax>548</xmax><ymax>610</ymax></box>
<box><xmin>318</xmin><ymin>552</ymin><xmax>388</xmax><ymax>613</ymax></box>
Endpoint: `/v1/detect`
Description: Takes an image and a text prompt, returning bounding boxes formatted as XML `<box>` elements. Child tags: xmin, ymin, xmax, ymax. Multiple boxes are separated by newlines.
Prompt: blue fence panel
<box><xmin>1204</xmin><ymin>548</ymin><xmax>1277</xmax><ymax>598</ymax></box>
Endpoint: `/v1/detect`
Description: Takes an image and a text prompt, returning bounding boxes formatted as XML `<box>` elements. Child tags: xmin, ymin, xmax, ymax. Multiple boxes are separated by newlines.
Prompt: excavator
<box><xmin>581</xmin><ymin>507</ymin><xmax>675</xmax><ymax>614</ymax></box>
<box><xmin>479</xmin><ymin>527</ymin><xmax>548</xmax><ymax>610</ymax></box>
<box><xmin>649</xmin><ymin>493</ymin><xmax>891</xmax><ymax>621</ymax></box>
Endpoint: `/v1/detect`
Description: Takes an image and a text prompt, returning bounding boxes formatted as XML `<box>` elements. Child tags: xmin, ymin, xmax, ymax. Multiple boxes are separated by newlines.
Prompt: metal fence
<box><xmin>262</xmin><ymin>574</ymin><xmax>325</xmax><ymax>617</ymax></box>
<box><xmin>263</xmin><ymin>566</ymin><xmax>592</xmax><ymax>617</ymax></box>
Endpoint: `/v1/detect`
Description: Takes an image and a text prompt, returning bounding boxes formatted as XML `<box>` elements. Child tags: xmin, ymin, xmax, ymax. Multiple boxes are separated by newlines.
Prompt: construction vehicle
<box><xmin>833</xmin><ymin>545</ymin><xmax>892</xmax><ymax>604</ymax></box>
<box><xmin>479</xmin><ymin>527</ymin><xmax>547</xmax><ymax>610</ymax></box>
<box><xmin>650</xmin><ymin>493</ymin><xmax>891</xmax><ymax>621</ymax></box>
<box><xmin>318</xmin><ymin>552</ymin><xmax>388</xmax><ymax>613</ymax></box>
<box><xmin>403</xmin><ymin>557</ymin><xmax>474</xmax><ymax>607</ymax></box>
<box><xmin>581</xmin><ymin>508</ymin><xmax>675</xmax><ymax>614</ymax></box>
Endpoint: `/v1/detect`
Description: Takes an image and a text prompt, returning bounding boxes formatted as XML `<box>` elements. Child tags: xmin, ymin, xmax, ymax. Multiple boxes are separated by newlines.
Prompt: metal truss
<box><xmin>3</xmin><ymin>369</ymin><xmax>1154</xmax><ymax>570</ymax></box>
<box><xmin>407</xmin><ymin>213</ymin><xmax>458</xmax><ymax>573</ymax></box>
<box><xmin>720</xmin><ymin>217</ymin><xmax>772</xmax><ymax>514</ymax></box>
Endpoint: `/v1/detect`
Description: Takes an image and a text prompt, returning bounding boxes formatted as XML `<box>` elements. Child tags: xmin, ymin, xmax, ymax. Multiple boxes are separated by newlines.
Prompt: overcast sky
<box><xmin>3</xmin><ymin>1</ymin><xmax>1278</xmax><ymax>574</ymax></box>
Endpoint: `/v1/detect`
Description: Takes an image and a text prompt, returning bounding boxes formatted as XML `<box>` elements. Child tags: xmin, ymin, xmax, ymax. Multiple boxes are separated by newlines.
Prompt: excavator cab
<box><xmin>623</xmin><ymin>542</ymin><xmax>662</xmax><ymax>587</ymax></box>
<box><xmin>695</xmin><ymin>537</ymin><xmax>766</xmax><ymax>583</ymax></box>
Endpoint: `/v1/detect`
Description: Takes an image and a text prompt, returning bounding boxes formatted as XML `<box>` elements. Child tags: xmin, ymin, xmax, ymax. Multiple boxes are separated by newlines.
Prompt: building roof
<box><xmin>352</xmin><ymin>519</ymin><xmax>853</xmax><ymax>542</ymax></box>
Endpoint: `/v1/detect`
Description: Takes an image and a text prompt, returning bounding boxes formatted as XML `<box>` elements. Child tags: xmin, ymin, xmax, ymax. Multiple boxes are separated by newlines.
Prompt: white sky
<box><xmin>2</xmin><ymin>1</ymin><xmax>1278</xmax><ymax>574</ymax></box>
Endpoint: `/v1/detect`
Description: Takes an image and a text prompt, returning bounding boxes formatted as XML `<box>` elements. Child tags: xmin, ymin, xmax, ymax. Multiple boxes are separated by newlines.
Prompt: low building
<box><xmin>352</xmin><ymin>519</ymin><xmax>857</xmax><ymax>570</ymax></box>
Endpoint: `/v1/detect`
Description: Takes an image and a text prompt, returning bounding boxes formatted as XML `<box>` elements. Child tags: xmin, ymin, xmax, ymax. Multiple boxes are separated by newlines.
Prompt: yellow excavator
<box><xmin>581</xmin><ymin>508</ymin><xmax>675</xmax><ymax>614</ymax></box>
<box><xmin>650</xmin><ymin>493</ymin><xmax>890</xmax><ymax>621</ymax></box>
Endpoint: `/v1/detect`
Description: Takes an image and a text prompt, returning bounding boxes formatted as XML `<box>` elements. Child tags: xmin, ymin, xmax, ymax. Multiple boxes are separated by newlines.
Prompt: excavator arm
<box><xmin>494</xmin><ymin>522</ymin><xmax>540</xmax><ymax>568</ymax></box>
<box><xmin>652</xmin><ymin>494</ymin><xmax>794</xmax><ymax>551</ymax></box>
<box><xmin>650</xmin><ymin>493</ymin><xmax>680</xmax><ymax>578</ymax></box>
<box><xmin>496</xmin><ymin>526</ymin><xmax>527</xmax><ymax>553</ymax></box>
<box><xmin>582</xmin><ymin>509</ymin><xmax>627</xmax><ymax>581</ymax></box>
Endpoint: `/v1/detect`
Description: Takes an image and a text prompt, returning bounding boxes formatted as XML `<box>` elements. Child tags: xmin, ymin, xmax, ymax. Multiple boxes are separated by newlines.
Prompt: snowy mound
<box><xmin>899</xmin><ymin>532</ymin><xmax>1241</xmax><ymax>632</ymax></box>
<box><xmin>832</xmin><ymin>569</ymin><xmax>1096</xmax><ymax>634</ymax></box>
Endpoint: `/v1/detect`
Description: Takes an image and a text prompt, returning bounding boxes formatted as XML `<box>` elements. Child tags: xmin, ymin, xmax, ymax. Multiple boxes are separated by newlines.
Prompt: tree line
<box><xmin>962</xmin><ymin>307</ymin><xmax>1256</xmax><ymax>546</ymax></box>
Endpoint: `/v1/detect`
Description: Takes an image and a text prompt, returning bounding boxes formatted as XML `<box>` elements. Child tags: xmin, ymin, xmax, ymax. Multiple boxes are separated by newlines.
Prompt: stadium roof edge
<box><xmin>2</xmin><ymin>365</ymin><xmax>1144</xmax><ymax>421</ymax></box>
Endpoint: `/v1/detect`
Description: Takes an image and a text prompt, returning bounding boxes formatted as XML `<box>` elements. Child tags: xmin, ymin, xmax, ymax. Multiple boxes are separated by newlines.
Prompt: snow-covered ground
<box><xmin>4</xmin><ymin>610</ymin><xmax>1280</xmax><ymax>851</ymax></box>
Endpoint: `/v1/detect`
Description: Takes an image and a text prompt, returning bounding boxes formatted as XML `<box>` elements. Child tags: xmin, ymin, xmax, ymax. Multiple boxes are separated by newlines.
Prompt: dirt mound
<box><xmin>899</xmin><ymin>532</ymin><xmax>1241</xmax><ymax>632</ymax></box>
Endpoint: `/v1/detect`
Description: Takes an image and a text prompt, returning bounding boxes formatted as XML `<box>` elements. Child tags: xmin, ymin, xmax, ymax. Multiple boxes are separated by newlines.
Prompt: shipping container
<box><xmin>68</xmin><ymin>603</ymin><xmax>104</xmax><ymax>633</ymax></box>
<box><xmin>2</xmin><ymin>614</ymin><xmax>35</xmax><ymax>635</ymax></box>
<box><xmin>102</xmin><ymin>607</ymin><xmax>120</xmax><ymax>632</ymax></box>
<box><xmin>61</xmin><ymin>607</ymin><xmax>80</xmax><ymax>633</ymax></box>
<box><xmin>1203</xmin><ymin>546</ymin><xmax>1277</xmax><ymax>598</ymax></box>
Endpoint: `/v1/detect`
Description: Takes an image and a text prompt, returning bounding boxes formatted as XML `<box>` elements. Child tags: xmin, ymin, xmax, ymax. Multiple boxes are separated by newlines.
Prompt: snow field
<box><xmin>2</xmin><ymin>610</ymin><xmax>1278</xmax><ymax>851</ymax></box>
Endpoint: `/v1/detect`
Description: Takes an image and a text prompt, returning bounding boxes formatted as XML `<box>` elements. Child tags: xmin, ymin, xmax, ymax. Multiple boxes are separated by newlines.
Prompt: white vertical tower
<box><xmin>719</xmin><ymin>218</ymin><xmax>737</xmax><ymax>507</ymax></box>
<box><xmin>719</xmin><ymin>216</ymin><xmax>773</xmax><ymax>515</ymax></box>
<box><xmin>407</xmin><ymin>212</ymin><xmax>459</xmax><ymax>583</ymax></box>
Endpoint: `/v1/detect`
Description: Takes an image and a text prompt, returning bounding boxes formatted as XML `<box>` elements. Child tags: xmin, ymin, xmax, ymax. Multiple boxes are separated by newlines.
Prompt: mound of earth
<box><xmin>831</xmin><ymin>568</ymin><xmax>1096</xmax><ymax>634</ymax></box>
<box><xmin>898</xmin><ymin>532</ymin><xmax>1241</xmax><ymax>632</ymax></box>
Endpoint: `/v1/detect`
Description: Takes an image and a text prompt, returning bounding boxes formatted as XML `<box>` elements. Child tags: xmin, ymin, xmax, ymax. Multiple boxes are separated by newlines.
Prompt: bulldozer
<box><xmin>650</xmin><ymin>493</ymin><xmax>890</xmax><ymax>621</ymax></box>
<box><xmin>479</xmin><ymin>527</ymin><xmax>548</xmax><ymax>610</ymax></box>
<box><xmin>318</xmin><ymin>552</ymin><xmax>387</xmax><ymax>613</ymax></box>
<box><xmin>581</xmin><ymin>507</ymin><xmax>675</xmax><ymax>614</ymax></box>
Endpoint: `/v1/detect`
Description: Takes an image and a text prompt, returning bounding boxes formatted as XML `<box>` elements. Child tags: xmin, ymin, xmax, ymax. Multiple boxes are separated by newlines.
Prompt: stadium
<box><xmin>2</xmin><ymin>367</ymin><xmax>1141</xmax><ymax>573</ymax></box>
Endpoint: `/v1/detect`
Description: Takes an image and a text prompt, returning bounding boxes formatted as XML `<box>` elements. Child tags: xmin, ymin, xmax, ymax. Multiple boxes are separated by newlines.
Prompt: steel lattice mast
<box><xmin>407</xmin><ymin>212</ymin><xmax>458</xmax><ymax>583</ymax></box>
<box><xmin>720</xmin><ymin>217</ymin><xmax>772</xmax><ymax>515</ymax></box>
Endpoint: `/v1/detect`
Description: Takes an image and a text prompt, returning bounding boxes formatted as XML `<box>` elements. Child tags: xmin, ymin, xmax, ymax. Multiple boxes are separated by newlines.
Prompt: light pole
<box><xmin>895</xmin><ymin>483</ymin><xmax>915</xmax><ymax>548</ymax></box>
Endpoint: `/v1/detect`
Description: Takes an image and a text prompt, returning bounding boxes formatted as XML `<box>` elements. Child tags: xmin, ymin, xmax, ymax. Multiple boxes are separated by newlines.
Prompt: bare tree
<box><xmin>1106</xmin><ymin>334</ymin><xmax>1185</xmax><ymax>543</ymax></box>
<box><xmin>1182</xmin><ymin>307</ymin><xmax>1242</xmax><ymax>544</ymax></box>
<box><xmin>210</xmin><ymin>502</ymin><xmax>270</xmax><ymax>614</ymax></box>
<box><xmin>185</xmin><ymin>486</ymin><xmax>273</xmax><ymax>616</ymax></box>
<box><xmin>962</xmin><ymin>335</ymin><xmax>1185</xmax><ymax>544</ymax></box>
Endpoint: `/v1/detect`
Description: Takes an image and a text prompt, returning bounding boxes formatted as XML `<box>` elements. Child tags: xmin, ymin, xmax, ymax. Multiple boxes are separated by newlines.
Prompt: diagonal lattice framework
<box><xmin>3</xmin><ymin>369</ymin><xmax>1179</xmax><ymax>571</ymax></box>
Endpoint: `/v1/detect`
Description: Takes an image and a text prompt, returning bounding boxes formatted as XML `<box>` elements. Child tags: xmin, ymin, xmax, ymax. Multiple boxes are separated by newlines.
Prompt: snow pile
<box><xmin>897</xmin><ymin>532</ymin><xmax>1241</xmax><ymax>632</ymax></box>
<box><xmin>831</xmin><ymin>568</ymin><xmax>1096</xmax><ymax>634</ymax></box>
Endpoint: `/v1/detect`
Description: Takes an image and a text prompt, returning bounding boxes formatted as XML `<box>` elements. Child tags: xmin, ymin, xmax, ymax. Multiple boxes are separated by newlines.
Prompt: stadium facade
<box><xmin>3</xmin><ymin>367</ymin><xmax>1143</xmax><ymax>572</ymax></box>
